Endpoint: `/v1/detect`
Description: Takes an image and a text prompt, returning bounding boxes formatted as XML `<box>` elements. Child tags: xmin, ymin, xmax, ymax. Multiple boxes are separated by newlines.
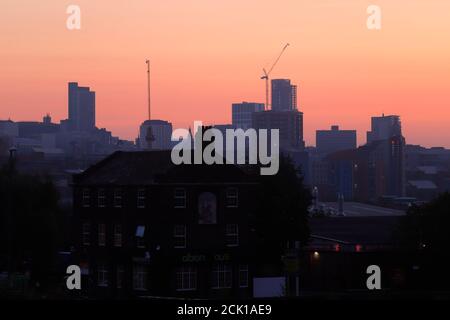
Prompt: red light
<box><xmin>355</xmin><ymin>244</ymin><xmax>362</xmax><ymax>252</ymax></box>
<box><xmin>334</xmin><ymin>244</ymin><xmax>340</xmax><ymax>252</ymax></box>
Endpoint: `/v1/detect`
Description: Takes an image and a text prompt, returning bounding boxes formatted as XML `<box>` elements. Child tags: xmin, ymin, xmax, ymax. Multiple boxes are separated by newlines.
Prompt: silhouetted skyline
<box><xmin>1</xmin><ymin>1</ymin><xmax>450</xmax><ymax>148</ymax></box>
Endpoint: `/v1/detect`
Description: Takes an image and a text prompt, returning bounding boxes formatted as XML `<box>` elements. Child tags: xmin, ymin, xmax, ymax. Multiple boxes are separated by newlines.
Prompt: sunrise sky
<box><xmin>1</xmin><ymin>0</ymin><xmax>449</xmax><ymax>147</ymax></box>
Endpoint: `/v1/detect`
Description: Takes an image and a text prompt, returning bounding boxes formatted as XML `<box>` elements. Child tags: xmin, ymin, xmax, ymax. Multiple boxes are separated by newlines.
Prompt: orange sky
<box><xmin>1</xmin><ymin>0</ymin><xmax>449</xmax><ymax>147</ymax></box>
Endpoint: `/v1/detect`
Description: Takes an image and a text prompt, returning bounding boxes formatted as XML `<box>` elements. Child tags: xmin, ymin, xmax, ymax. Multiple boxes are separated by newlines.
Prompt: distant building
<box><xmin>252</xmin><ymin>110</ymin><xmax>304</xmax><ymax>151</ymax></box>
<box><xmin>68</xmin><ymin>82</ymin><xmax>96</xmax><ymax>132</ymax></box>
<box><xmin>271</xmin><ymin>79</ymin><xmax>297</xmax><ymax>111</ymax></box>
<box><xmin>316</xmin><ymin>125</ymin><xmax>357</xmax><ymax>155</ymax></box>
<box><xmin>232</xmin><ymin>102</ymin><xmax>264</xmax><ymax>130</ymax></box>
<box><xmin>367</xmin><ymin>114</ymin><xmax>401</xmax><ymax>144</ymax></box>
<box><xmin>324</xmin><ymin>135</ymin><xmax>406</xmax><ymax>202</ymax></box>
<box><xmin>139</xmin><ymin>120</ymin><xmax>173</xmax><ymax>150</ymax></box>
<box><xmin>0</xmin><ymin>119</ymin><xmax>18</xmax><ymax>137</ymax></box>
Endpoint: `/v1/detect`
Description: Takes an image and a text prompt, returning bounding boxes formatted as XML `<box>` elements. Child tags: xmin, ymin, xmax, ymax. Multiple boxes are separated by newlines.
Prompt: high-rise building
<box><xmin>232</xmin><ymin>102</ymin><xmax>264</xmax><ymax>130</ymax></box>
<box><xmin>252</xmin><ymin>110</ymin><xmax>304</xmax><ymax>151</ymax></box>
<box><xmin>139</xmin><ymin>120</ymin><xmax>173</xmax><ymax>150</ymax></box>
<box><xmin>68</xmin><ymin>82</ymin><xmax>96</xmax><ymax>132</ymax></box>
<box><xmin>366</xmin><ymin>114</ymin><xmax>401</xmax><ymax>144</ymax></box>
<box><xmin>271</xmin><ymin>79</ymin><xmax>297</xmax><ymax>111</ymax></box>
<box><xmin>316</xmin><ymin>125</ymin><xmax>357</xmax><ymax>155</ymax></box>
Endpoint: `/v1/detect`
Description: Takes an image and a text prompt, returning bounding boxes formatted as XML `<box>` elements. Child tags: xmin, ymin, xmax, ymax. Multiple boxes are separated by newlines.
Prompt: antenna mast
<box><xmin>146</xmin><ymin>59</ymin><xmax>151</xmax><ymax>120</ymax></box>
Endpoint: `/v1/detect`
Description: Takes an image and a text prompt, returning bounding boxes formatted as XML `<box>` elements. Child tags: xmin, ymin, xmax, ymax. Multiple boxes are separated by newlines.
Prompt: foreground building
<box><xmin>72</xmin><ymin>151</ymin><xmax>287</xmax><ymax>298</ymax></box>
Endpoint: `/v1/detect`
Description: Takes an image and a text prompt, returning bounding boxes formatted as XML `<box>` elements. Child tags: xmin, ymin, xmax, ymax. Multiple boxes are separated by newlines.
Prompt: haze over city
<box><xmin>1</xmin><ymin>0</ymin><xmax>450</xmax><ymax>147</ymax></box>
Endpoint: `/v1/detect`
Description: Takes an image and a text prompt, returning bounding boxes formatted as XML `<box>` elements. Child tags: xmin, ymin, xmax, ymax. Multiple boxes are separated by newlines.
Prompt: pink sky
<box><xmin>1</xmin><ymin>0</ymin><xmax>449</xmax><ymax>147</ymax></box>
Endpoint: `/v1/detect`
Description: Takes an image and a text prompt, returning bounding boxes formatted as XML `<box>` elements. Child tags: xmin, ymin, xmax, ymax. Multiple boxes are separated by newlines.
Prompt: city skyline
<box><xmin>1</xmin><ymin>0</ymin><xmax>450</xmax><ymax>148</ymax></box>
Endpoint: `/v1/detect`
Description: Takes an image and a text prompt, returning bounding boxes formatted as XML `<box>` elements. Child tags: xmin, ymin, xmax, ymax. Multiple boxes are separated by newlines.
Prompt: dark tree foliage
<box><xmin>397</xmin><ymin>192</ymin><xmax>450</xmax><ymax>254</ymax></box>
<box><xmin>0</xmin><ymin>162</ymin><xmax>61</xmax><ymax>290</ymax></box>
<box><xmin>254</xmin><ymin>155</ymin><xmax>312</xmax><ymax>253</ymax></box>
<box><xmin>395</xmin><ymin>193</ymin><xmax>450</xmax><ymax>290</ymax></box>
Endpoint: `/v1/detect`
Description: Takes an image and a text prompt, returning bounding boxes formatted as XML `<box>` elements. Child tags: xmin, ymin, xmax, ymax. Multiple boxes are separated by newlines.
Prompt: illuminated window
<box><xmin>136</xmin><ymin>225</ymin><xmax>146</xmax><ymax>248</ymax></box>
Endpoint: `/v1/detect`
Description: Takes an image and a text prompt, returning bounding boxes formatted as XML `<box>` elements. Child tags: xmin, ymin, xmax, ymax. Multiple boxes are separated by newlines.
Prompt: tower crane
<box><xmin>261</xmin><ymin>43</ymin><xmax>289</xmax><ymax>110</ymax></box>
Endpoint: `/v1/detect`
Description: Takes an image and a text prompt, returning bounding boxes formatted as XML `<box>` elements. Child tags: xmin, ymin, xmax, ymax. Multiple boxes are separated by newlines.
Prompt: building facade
<box><xmin>252</xmin><ymin>110</ymin><xmax>305</xmax><ymax>151</ymax></box>
<box><xmin>271</xmin><ymin>79</ymin><xmax>297</xmax><ymax>111</ymax></box>
<box><xmin>366</xmin><ymin>115</ymin><xmax>401</xmax><ymax>144</ymax></box>
<box><xmin>232</xmin><ymin>102</ymin><xmax>264</xmax><ymax>130</ymax></box>
<box><xmin>72</xmin><ymin>151</ymin><xmax>283</xmax><ymax>298</ymax></box>
<box><xmin>68</xmin><ymin>82</ymin><xmax>96</xmax><ymax>132</ymax></box>
<box><xmin>316</xmin><ymin>125</ymin><xmax>357</xmax><ymax>156</ymax></box>
<box><xmin>138</xmin><ymin>120</ymin><xmax>173</xmax><ymax>150</ymax></box>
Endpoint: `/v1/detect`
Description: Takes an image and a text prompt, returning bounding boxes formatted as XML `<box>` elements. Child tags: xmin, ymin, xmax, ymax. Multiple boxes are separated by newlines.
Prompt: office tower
<box><xmin>271</xmin><ymin>79</ymin><xmax>297</xmax><ymax>111</ymax></box>
<box><xmin>139</xmin><ymin>120</ymin><xmax>173</xmax><ymax>150</ymax></box>
<box><xmin>68</xmin><ymin>82</ymin><xmax>96</xmax><ymax>132</ymax></box>
<box><xmin>232</xmin><ymin>102</ymin><xmax>264</xmax><ymax>130</ymax></box>
<box><xmin>316</xmin><ymin>125</ymin><xmax>357</xmax><ymax>155</ymax></box>
<box><xmin>366</xmin><ymin>114</ymin><xmax>401</xmax><ymax>144</ymax></box>
<box><xmin>252</xmin><ymin>110</ymin><xmax>304</xmax><ymax>151</ymax></box>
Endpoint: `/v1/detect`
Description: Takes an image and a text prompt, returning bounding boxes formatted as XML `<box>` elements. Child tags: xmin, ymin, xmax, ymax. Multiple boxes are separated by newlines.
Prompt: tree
<box><xmin>0</xmin><ymin>161</ymin><xmax>61</xmax><ymax>294</ymax></box>
<box><xmin>397</xmin><ymin>192</ymin><xmax>450</xmax><ymax>253</ymax></box>
<box><xmin>254</xmin><ymin>155</ymin><xmax>311</xmax><ymax>254</ymax></box>
<box><xmin>396</xmin><ymin>193</ymin><xmax>450</xmax><ymax>289</ymax></box>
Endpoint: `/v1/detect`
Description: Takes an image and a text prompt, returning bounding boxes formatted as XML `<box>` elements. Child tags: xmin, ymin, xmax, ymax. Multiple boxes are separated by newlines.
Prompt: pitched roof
<box><xmin>74</xmin><ymin>150</ymin><xmax>258</xmax><ymax>185</ymax></box>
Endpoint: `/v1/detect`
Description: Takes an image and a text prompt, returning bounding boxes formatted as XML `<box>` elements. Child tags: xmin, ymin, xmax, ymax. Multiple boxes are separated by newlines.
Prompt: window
<box><xmin>82</xmin><ymin>188</ymin><xmax>90</xmax><ymax>207</ymax></box>
<box><xmin>133</xmin><ymin>264</ymin><xmax>147</xmax><ymax>291</ymax></box>
<box><xmin>176</xmin><ymin>265</ymin><xmax>197</xmax><ymax>291</ymax></box>
<box><xmin>114</xmin><ymin>224</ymin><xmax>122</xmax><ymax>247</ymax></box>
<box><xmin>136</xmin><ymin>225</ymin><xmax>146</xmax><ymax>248</ymax></box>
<box><xmin>174</xmin><ymin>188</ymin><xmax>186</xmax><ymax>208</ymax></box>
<box><xmin>116</xmin><ymin>265</ymin><xmax>124</xmax><ymax>289</ymax></box>
<box><xmin>98</xmin><ymin>223</ymin><xmax>106</xmax><ymax>247</ymax></box>
<box><xmin>212</xmin><ymin>263</ymin><xmax>232</xmax><ymax>289</ymax></box>
<box><xmin>225</xmin><ymin>224</ymin><xmax>239</xmax><ymax>247</ymax></box>
<box><xmin>97</xmin><ymin>263</ymin><xmax>108</xmax><ymax>287</ymax></box>
<box><xmin>174</xmin><ymin>225</ymin><xmax>186</xmax><ymax>248</ymax></box>
<box><xmin>137</xmin><ymin>188</ymin><xmax>146</xmax><ymax>208</ymax></box>
<box><xmin>226</xmin><ymin>188</ymin><xmax>238</xmax><ymax>208</ymax></box>
<box><xmin>114</xmin><ymin>188</ymin><xmax>122</xmax><ymax>208</ymax></box>
<box><xmin>239</xmin><ymin>264</ymin><xmax>249</xmax><ymax>288</ymax></box>
<box><xmin>98</xmin><ymin>188</ymin><xmax>106</xmax><ymax>208</ymax></box>
<box><xmin>82</xmin><ymin>222</ymin><xmax>90</xmax><ymax>246</ymax></box>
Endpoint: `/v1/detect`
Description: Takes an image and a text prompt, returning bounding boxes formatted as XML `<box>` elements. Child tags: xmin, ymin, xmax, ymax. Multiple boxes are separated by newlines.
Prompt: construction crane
<box><xmin>145</xmin><ymin>59</ymin><xmax>155</xmax><ymax>149</ymax></box>
<box><xmin>261</xmin><ymin>43</ymin><xmax>289</xmax><ymax>110</ymax></box>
